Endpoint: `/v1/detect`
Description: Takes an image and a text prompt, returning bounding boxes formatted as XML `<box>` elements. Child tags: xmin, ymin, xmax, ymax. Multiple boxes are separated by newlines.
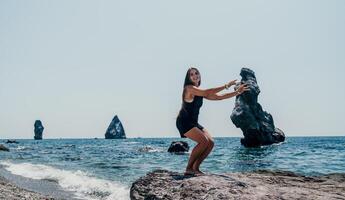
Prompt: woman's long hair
<box><xmin>182</xmin><ymin>67</ymin><xmax>201</xmax><ymax>101</ymax></box>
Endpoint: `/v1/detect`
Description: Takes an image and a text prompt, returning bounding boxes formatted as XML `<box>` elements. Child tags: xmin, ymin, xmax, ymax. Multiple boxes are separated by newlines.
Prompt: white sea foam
<box><xmin>0</xmin><ymin>161</ymin><xmax>129</xmax><ymax>200</ymax></box>
<box><xmin>15</xmin><ymin>146</ymin><xmax>26</xmax><ymax>150</ymax></box>
<box><xmin>15</xmin><ymin>146</ymin><xmax>32</xmax><ymax>151</ymax></box>
<box><xmin>138</xmin><ymin>145</ymin><xmax>163</xmax><ymax>153</ymax></box>
<box><xmin>123</xmin><ymin>142</ymin><xmax>140</xmax><ymax>145</ymax></box>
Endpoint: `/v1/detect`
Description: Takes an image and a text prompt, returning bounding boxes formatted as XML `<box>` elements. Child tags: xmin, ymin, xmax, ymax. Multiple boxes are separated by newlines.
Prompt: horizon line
<box><xmin>1</xmin><ymin>135</ymin><xmax>344</xmax><ymax>140</ymax></box>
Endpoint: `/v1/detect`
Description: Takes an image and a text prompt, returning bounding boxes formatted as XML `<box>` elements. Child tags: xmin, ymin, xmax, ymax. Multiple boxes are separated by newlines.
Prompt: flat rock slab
<box><xmin>130</xmin><ymin>170</ymin><xmax>345</xmax><ymax>200</ymax></box>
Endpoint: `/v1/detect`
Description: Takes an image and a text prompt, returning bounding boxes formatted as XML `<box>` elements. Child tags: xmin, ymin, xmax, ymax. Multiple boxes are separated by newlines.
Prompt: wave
<box><xmin>15</xmin><ymin>146</ymin><xmax>33</xmax><ymax>151</ymax></box>
<box><xmin>137</xmin><ymin>145</ymin><xmax>163</xmax><ymax>153</ymax></box>
<box><xmin>123</xmin><ymin>142</ymin><xmax>140</xmax><ymax>145</ymax></box>
<box><xmin>0</xmin><ymin>161</ymin><xmax>129</xmax><ymax>200</ymax></box>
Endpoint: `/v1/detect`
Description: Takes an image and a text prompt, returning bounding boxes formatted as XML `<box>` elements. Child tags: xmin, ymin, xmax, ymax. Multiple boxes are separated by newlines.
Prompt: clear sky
<box><xmin>1</xmin><ymin>0</ymin><xmax>344</xmax><ymax>139</ymax></box>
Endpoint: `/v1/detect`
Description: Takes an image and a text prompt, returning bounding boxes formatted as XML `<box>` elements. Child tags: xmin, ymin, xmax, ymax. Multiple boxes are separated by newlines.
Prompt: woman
<box><xmin>176</xmin><ymin>67</ymin><xmax>249</xmax><ymax>175</ymax></box>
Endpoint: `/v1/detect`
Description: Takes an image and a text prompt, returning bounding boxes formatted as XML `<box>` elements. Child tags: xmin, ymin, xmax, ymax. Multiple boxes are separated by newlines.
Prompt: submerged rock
<box><xmin>6</xmin><ymin>140</ymin><xmax>18</xmax><ymax>144</ymax></box>
<box><xmin>0</xmin><ymin>144</ymin><xmax>9</xmax><ymax>152</ymax></box>
<box><xmin>105</xmin><ymin>115</ymin><xmax>126</xmax><ymax>139</ymax></box>
<box><xmin>231</xmin><ymin>68</ymin><xmax>285</xmax><ymax>147</ymax></box>
<box><xmin>167</xmin><ymin>141</ymin><xmax>189</xmax><ymax>153</ymax></box>
<box><xmin>34</xmin><ymin>120</ymin><xmax>44</xmax><ymax>140</ymax></box>
<box><xmin>130</xmin><ymin>169</ymin><xmax>345</xmax><ymax>200</ymax></box>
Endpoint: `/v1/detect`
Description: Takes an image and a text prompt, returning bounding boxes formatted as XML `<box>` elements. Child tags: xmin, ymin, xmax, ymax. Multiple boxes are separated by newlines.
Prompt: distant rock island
<box><xmin>231</xmin><ymin>68</ymin><xmax>285</xmax><ymax>147</ymax></box>
<box><xmin>130</xmin><ymin>170</ymin><xmax>345</xmax><ymax>200</ymax></box>
<box><xmin>34</xmin><ymin>120</ymin><xmax>44</xmax><ymax>140</ymax></box>
<box><xmin>105</xmin><ymin>115</ymin><xmax>126</xmax><ymax>139</ymax></box>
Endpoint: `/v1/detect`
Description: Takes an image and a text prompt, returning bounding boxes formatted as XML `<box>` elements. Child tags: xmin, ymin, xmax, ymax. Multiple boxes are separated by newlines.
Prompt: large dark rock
<box><xmin>231</xmin><ymin>68</ymin><xmax>285</xmax><ymax>147</ymax></box>
<box><xmin>34</xmin><ymin>120</ymin><xmax>44</xmax><ymax>140</ymax></box>
<box><xmin>167</xmin><ymin>141</ymin><xmax>189</xmax><ymax>153</ymax></box>
<box><xmin>105</xmin><ymin>115</ymin><xmax>126</xmax><ymax>139</ymax></box>
<box><xmin>130</xmin><ymin>169</ymin><xmax>345</xmax><ymax>200</ymax></box>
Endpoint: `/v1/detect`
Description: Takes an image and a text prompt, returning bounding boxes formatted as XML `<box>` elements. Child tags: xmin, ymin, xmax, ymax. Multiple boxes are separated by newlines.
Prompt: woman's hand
<box><xmin>225</xmin><ymin>79</ymin><xmax>237</xmax><ymax>89</ymax></box>
<box><xmin>236</xmin><ymin>84</ymin><xmax>250</xmax><ymax>95</ymax></box>
<box><xmin>228</xmin><ymin>79</ymin><xmax>237</xmax><ymax>86</ymax></box>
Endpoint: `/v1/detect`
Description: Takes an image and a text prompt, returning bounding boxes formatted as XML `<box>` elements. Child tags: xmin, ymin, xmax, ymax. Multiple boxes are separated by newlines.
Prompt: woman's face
<box><xmin>189</xmin><ymin>69</ymin><xmax>200</xmax><ymax>86</ymax></box>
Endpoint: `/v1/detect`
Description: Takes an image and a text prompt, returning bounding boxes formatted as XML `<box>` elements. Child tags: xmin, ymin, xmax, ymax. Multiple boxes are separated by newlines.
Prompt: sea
<box><xmin>0</xmin><ymin>137</ymin><xmax>344</xmax><ymax>200</ymax></box>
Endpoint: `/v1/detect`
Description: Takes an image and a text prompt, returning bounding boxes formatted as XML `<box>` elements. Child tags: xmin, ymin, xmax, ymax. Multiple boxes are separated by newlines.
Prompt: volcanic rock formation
<box><xmin>230</xmin><ymin>68</ymin><xmax>285</xmax><ymax>147</ymax></box>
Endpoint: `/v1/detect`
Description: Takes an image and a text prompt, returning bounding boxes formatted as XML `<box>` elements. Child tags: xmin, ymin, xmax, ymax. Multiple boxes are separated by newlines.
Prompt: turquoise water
<box><xmin>0</xmin><ymin>137</ymin><xmax>344</xmax><ymax>199</ymax></box>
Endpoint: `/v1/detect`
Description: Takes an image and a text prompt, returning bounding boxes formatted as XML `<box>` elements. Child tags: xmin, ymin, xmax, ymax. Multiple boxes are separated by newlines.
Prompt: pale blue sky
<box><xmin>1</xmin><ymin>0</ymin><xmax>344</xmax><ymax>139</ymax></box>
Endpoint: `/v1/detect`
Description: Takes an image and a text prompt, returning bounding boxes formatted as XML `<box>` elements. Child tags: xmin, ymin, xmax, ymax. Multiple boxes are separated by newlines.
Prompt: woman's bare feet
<box><xmin>184</xmin><ymin>168</ymin><xmax>195</xmax><ymax>176</ymax></box>
<box><xmin>192</xmin><ymin>164</ymin><xmax>205</xmax><ymax>175</ymax></box>
<box><xmin>194</xmin><ymin>169</ymin><xmax>205</xmax><ymax>176</ymax></box>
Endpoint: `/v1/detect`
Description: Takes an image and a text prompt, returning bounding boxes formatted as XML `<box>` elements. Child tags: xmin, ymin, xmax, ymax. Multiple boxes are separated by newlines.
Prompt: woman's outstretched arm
<box><xmin>205</xmin><ymin>84</ymin><xmax>249</xmax><ymax>100</ymax></box>
<box><xmin>206</xmin><ymin>79</ymin><xmax>237</xmax><ymax>94</ymax></box>
<box><xmin>185</xmin><ymin>80</ymin><xmax>238</xmax><ymax>98</ymax></box>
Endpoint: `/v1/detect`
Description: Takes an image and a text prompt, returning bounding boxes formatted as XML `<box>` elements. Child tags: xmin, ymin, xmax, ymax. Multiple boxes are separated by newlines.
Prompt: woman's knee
<box><xmin>199</xmin><ymin>136</ymin><xmax>209</xmax><ymax>146</ymax></box>
<box><xmin>208</xmin><ymin>138</ymin><xmax>214</xmax><ymax>148</ymax></box>
<box><xmin>203</xmin><ymin>132</ymin><xmax>214</xmax><ymax>148</ymax></box>
<box><xmin>201</xmin><ymin>129</ymin><xmax>214</xmax><ymax>147</ymax></box>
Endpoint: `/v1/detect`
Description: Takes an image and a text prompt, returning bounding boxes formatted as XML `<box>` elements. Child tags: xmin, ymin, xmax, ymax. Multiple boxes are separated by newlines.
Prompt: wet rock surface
<box><xmin>231</xmin><ymin>68</ymin><xmax>285</xmax><ymax>147</ymax></box>
<box><xmin>130</xmin><ymin>169</ymin><xmax>345</xmax><ymax>200</ymax></box>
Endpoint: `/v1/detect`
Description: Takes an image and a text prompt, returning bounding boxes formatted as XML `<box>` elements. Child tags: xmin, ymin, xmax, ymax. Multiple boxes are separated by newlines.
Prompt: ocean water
<box><xmin>0</xmin><ymin>137</ymin><xmax>344</xmax><ymax>200</ymax></box>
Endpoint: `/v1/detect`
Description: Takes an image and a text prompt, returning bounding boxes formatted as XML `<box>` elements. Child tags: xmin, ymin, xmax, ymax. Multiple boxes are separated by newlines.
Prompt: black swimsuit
<box><xmin>176</xmin><ymin>96</ymin><xmax>204</xmax><ymax>138</ymax></box>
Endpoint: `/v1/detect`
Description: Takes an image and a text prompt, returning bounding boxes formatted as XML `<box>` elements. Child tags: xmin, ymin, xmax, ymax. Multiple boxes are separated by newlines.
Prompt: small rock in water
<box><xmin>168</xmin><ymin>141</ymin><xmax>189</xmax><ymax>153</ymax></box>
<box><xmin>6</xmin><ymin>140</ymin><xmax>18</xmax><ymax>144</ymax></box>
<box><xmin>230</xmin><ymin>68</ymin><xmax>285</xmax><ymax>147</ymax></box>
<box><xmin>0</xmin><ymin>144</ymin><xmax>9</xmax><ymax>151</ymax></box>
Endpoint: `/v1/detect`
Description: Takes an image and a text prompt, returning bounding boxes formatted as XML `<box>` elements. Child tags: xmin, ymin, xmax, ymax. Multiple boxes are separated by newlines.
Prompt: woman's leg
<box><xmin>184</xmin><ymin>127</ymin><xmax>209</xmax><ymax>174</ymax></box>
<box><xmin>192</xmin><ymin>129</ymin><xmax>214</xmax><ymax>173</ymax></box>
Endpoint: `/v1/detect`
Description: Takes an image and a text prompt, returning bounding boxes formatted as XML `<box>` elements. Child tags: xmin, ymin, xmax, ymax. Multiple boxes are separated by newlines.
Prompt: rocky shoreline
<box><xmin>0</xmin><ymin>175</ymin><xmax>53</xmax><ymax>200</ymax></box>
<box><xmin>130</xmin><ymin>169</ymin><xmax>345</xmax><ymax>200</ymax></box>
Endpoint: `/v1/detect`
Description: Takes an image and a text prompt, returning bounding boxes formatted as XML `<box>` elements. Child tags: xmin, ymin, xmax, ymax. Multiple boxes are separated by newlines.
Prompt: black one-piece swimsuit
<box><xmin>176</xmin><ymin>96</ymin><xmax>204</xmax><ymax>138</ymax></box>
